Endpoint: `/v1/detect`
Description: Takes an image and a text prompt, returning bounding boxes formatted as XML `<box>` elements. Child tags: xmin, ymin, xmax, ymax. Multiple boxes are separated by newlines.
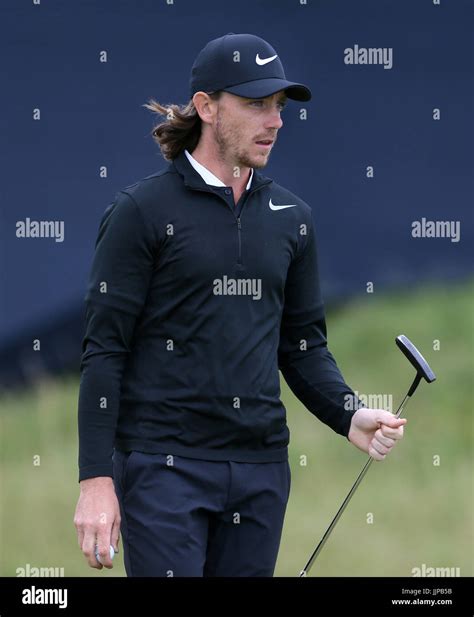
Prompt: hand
<box><xmin>73</xmin><ymin>477</ymin><xmax>121</xmax><ymax>569</ymax></box>
<box><xmin>348</xmin><ymin>407</ymin><xmax>407</xmax><ymax>461</ymax></box>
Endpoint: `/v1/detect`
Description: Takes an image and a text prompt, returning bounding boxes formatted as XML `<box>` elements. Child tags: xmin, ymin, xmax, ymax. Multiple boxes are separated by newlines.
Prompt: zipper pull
<box><xmin>237</xmin><ymin>218</ymin><xmax>241</xmax><ymax>229</ymax></box>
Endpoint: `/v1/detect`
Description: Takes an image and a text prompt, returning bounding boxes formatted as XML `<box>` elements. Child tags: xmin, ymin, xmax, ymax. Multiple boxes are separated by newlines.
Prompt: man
<box><xmin>74</xmin><ymin>33</ymin><xmax>406</xmax><ymax>577</ymax></box>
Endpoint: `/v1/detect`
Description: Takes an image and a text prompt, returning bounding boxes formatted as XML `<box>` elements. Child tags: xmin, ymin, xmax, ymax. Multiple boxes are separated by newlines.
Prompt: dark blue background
<box><xmin>0</xmin><ymin>0</ymin><xmax>472</xmax><ymax>388</ymax></box>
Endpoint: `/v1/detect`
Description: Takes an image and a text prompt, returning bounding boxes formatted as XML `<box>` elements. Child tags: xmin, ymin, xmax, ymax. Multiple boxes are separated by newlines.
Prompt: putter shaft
<box><xmin>299</xmin><ymin>379</ymin><xmax>416</xmax><ymax>577</ymax></box>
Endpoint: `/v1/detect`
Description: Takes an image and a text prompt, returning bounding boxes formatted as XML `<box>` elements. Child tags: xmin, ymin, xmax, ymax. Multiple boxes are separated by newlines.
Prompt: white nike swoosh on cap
<box><xmin>256</xmin><ymin>53</ymin><xmax>278</xmax><ymax>66</ymax></box>
<box><xmin>269</xmin><ymin>198</ymin><xmax>298</xmax><ymax>211</ymax></box>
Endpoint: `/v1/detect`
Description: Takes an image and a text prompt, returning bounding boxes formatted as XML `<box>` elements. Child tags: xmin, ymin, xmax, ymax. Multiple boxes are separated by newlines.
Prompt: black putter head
<box><xmin>396</xmin><ymin>335</ymin><xmax>436</xmax><ymax>383</ymax></box>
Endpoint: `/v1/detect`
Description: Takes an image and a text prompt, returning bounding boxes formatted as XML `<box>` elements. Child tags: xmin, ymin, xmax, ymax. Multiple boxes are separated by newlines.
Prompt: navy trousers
<box><xmin>112</xmin><ymin>450</ymin><xmax>291</xmax><ymax>577</ymax></box>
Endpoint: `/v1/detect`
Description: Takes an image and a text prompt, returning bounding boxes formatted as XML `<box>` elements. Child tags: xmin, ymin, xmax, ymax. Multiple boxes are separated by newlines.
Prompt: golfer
<box><xmin>74</xmin><ymin>33</ymin><xmax>406</xmax><ymax>577</ymax></box>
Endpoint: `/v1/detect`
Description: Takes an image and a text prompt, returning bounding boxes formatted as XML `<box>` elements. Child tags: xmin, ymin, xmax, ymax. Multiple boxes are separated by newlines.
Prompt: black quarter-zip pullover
<box><xmin>77</xmin><ymin>150</ymin><xmax>363</xmax><ymax>482</ymax></box>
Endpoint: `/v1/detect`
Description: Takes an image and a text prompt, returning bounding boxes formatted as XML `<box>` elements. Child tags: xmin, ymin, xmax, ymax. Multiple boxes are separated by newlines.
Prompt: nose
<box><xmin>264</xmin><ymin>106</ymin><xmax>283</xmax><ymax>131</ymax></box>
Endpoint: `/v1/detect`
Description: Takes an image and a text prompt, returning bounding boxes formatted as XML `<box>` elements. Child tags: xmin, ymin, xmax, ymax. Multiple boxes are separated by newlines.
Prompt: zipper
<box><xmin>185</xmin><ymin>180</ymin><xmax>272</xmax><ymax>267</ymax></box>
<box><xmin>233</xmin><ymin>184</ymin><xmax>267</xmax><ymax>266</ymax></box>
<box><xmin>236</xmin><ymin>217</ymin><xmax>242</xmax><ymax>265</ymax></box>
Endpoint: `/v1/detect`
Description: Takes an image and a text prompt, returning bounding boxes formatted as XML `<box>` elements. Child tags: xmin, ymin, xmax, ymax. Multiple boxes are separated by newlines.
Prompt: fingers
<box><xmin>110</xmin><ymin>517</ymin><xmax>121</xmax><ymax>554</ymax></box>
<box><xmin>74</xmin><ymin>515</ymin><xmax>101</xmax><ymax>569</ymax></box>
<box><xmin>369</xmin><ymin>435</ymin><xmax>393</xmax><ymax>459</ymax></box>
<box><xmin>82</xmin><ymin>528</ymin><xmax>103</xmax><ymax>570</ymax></box>
<box><xmin>95</xmin><ymin>531</ymin><xmax>114</xmax><ymax>569</ymax></box>
<box><xmin>368</xmin><ymin>442</ymin><xmax>386</xmax><ymax>461</ymax></box>
<box><xmin>370</xmin><ymin>421</ymin><xmax>406</xmax><ymax>461</ymax></box>
<box><xmin>76</xmin><ymin>526</ymin><xmax>84</xmax><ymax>551</ymax></box>
<box><xmin>376</xmin><ymin>410</ymin><xmax>407</xmax><ymax>428</ymax></box>
<box><xmin>95</xmin><ymin>512</ymin><xmax>121</xmax><ymax>569</ymax></box>
<box><xmin>374</xmin><ymin>428</ymin><xmax>396</xmax><ymax>448</ymax></box>
<box><xmin>380</xmin><ymin>423</ymin><xmax>405</xmax><ymax>440</ymax></box>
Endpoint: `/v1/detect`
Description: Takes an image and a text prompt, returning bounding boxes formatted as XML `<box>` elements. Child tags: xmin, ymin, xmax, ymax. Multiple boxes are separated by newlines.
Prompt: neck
<box><xmin>190</xmin><ymin>141</ymin><xmax>251</xmax><ymax>193</ymax></box>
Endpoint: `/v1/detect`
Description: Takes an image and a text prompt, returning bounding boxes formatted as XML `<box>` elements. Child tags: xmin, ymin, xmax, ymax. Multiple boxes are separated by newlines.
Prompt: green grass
<box><xmin>1</xmin><ymin>279</ymin><xmax>472</xmax><ymax>577</ymax></box>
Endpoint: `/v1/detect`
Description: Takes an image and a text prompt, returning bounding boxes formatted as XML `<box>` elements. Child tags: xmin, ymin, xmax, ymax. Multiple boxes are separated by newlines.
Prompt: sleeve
<box><xmin>77</xmin><ymin>191</ymin><xmax>156</xmax><ymax>482</ymax></box>
<box><xmin>277</xmin><ymin>210</ymin><xmax>364</xmax><ymax>438</ymax></box>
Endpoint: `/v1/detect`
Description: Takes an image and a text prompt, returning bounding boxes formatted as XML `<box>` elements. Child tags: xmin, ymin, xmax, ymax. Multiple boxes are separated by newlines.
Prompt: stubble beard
<box><xmin>214</xmin><ymin>112</ymin><xmax>270</xmax><ymax>171</ymax></box>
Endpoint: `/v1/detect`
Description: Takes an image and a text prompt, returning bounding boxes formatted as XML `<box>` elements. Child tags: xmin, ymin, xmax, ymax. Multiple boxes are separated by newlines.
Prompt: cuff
<box><xmin>78</xmin><ymin>463</ymin><xmax>114</xmax><ymax>483</ymax></box>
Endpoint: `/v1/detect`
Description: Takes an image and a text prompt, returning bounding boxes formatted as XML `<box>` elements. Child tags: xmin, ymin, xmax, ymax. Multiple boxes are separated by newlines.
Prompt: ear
<box><xmin>193</xmin><ymin>92</ymin><xmax>218</xmax><ymax>125</ymax></box>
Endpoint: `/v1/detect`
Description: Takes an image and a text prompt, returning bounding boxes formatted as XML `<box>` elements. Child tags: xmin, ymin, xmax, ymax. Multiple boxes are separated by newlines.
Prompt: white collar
<box><xmin>184</xmin><ymin>149</ymin><xmax>253</xmax><ymax>190</ymax></box>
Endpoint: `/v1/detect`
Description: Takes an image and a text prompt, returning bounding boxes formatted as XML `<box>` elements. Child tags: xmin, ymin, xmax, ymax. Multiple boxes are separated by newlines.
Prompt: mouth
<box><xmin>255</xmin><ymin>139</ymin><xmax>274</xmax><ymax>149</ymax></box>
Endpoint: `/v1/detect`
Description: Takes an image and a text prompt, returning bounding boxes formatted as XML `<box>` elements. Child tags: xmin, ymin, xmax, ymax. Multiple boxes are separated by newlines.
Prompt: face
<box><xmin>211</xmin><ymin>91</ymin><xmax>287</xmax><ymax>170</ymax></box>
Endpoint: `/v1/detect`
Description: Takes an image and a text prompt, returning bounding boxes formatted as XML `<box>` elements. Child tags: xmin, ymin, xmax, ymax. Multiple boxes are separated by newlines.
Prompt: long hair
<box><xmin>142</xmin><ymin>92</ymin><xmax>222</xmax><ymax>161</ymax></box>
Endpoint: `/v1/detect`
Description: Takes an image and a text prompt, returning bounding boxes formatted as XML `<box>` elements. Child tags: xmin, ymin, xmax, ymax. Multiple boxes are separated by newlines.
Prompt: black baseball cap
<box><xmin>189</xmin><ymin>33</ymin><xmax>312</xmax><ymax>102</ymax></box>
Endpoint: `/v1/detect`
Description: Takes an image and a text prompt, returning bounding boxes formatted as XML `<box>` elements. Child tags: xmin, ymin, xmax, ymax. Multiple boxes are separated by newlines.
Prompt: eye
<box><xmin>249</xmin><ymin>99</ymin><xmax>287</xmax><ymax>110</ymax></box>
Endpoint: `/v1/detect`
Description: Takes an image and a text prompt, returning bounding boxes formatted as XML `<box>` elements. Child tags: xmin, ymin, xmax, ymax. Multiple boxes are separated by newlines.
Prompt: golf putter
<box><xmin>299</xmin><ymin>334</ymin><xmax>436</xmax><ymax>577</ymax></box>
